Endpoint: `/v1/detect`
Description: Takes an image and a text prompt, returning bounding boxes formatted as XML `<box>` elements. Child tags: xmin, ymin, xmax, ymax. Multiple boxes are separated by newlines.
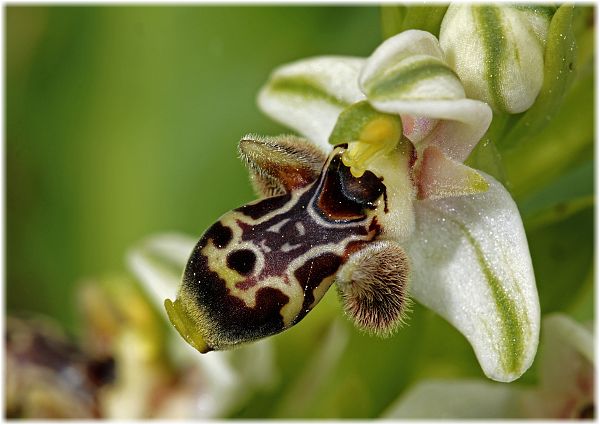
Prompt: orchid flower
<box><xmin>138</xmin><ymin>29</ymin><xmax>539</xmax><ymax>384</ymax></box>
<box><xmin>256</xmin><ymin>29</ymin><xmax>539</xmax><ymax>383</ymax></box>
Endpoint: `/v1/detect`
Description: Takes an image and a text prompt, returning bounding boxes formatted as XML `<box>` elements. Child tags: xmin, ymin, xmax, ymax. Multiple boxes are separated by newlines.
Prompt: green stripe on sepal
<box><xmin>423</xmin><ymin>205</ymin><xmax>529</xmax><ymax>375</ymax></box>
<box><xmin>363</xmin><ymin>55</ymin><xmax>462</xmax><ymax>101</ymax></box>
<box><xmin>455</xmin><ymin>219</ymin><xmax>526</xmax><ymax>374</ymax></box>
<box><xmin>257</xmin><ymin>56</ymin><xmax>365</xmax><ymax>150</ymax></box>
<box><xmin>267</xmin><ymin>76</ymin><xmax>349</xmax><ymax>108</ymax></box>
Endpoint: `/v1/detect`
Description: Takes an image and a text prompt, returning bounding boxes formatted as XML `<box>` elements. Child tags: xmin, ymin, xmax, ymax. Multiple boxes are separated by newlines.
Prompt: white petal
<box><xmin>371</xmin><ymin>98</ymin><xmax>491</xmax><ymax>163</ymax></box>
<box><xmin>258</xmin><ymin>56</ymin><xmax>366</xmax><ymax>151</ymax></box>
<box><xmin>360</xmin><ymin>30</ymin><xmax>492</xmax><ymax>162</ymax></box>
<box><xmin>405</xmin><ymin>174</ymin><xmax>540</xmax><ymax>382</ymax></box>
<box><xmin>416</xmin><ymin>146</ymin><xmax>489</xmax><ymax>200</ymax></box>
<box><xmin>400</xmin><ymin>114</ymin><xmax>438</xmax><ymax>144</ymax></box>
<box><xmin>383</xmin><ymin>379</ymin><xmax>522</xmax><ymax>419</ymax></box>
<box><xmin>361</xmin><ymin>30</ymin><xmax>465</xmax><ymax>103</ymax></box>
<box><xmin>126</xmin><ymin>233</ymin><xmax>195</xmax><ymax>314</ymax></box>
<box><xmin>361</xmin><ymin>30</ymin><xmax>448</xmax><ymax>82</ymax></box>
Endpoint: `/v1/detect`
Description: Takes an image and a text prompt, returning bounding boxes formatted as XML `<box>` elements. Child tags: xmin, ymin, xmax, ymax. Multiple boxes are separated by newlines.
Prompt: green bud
<box><xmin>440</xmin><ymin>5</ymin><xmax>554</xmax><ymax>114</ymax></box>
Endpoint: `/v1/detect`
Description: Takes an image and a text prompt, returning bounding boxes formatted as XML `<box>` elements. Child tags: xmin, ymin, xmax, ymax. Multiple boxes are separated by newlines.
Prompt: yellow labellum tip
<box><xmin>164</xmin><ymin>297</ymin><xmax>210</xmax><ymax>354</ymax></box>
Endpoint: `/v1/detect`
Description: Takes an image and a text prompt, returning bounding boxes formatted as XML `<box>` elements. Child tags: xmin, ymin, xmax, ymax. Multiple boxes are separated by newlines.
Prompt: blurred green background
<box><xmin>7</xmin><ymin>6</ymin><xmax>383</xmax><ymax>330</ymax></box>
<box><xmin>6</xmin><ymin>5</ymin><xmax>594</xmax><ymax>419</ymax></box>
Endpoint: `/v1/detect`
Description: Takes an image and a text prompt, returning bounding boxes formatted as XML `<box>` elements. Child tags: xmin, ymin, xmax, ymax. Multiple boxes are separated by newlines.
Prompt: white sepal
<box><xmin>360</xmin><ymin>30</ymin><xmax>448</xmax><ymax>84</ymax></box>
<box><xmin>405</xmin><ymin>174</ymin><xmax>540</xmax><ymax>382</ymax></box>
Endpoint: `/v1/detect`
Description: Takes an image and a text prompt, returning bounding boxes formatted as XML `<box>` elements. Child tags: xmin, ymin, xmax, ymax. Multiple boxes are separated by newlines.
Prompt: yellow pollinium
<box><xmin>342</xmin><ymin>115</ymin><xmax>403</xmax><ymax>178</ymax></box>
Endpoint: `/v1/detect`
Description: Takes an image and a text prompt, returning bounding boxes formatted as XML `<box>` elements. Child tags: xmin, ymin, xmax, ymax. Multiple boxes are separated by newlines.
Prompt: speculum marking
<box><xmin>203</xmin><ymin>221</ymin><xmax>233</xmax><ymax>249</ymax></box>
<box><xmin>235</xmin><ymin>193</ymin><xmax>292</xmax><ymax>219</ymax></box>
<box><xmin>177</xmin><ymin>148</ymin><xmax>389</xmax><ymax>350</ymax></box>
<box><xmin>226</xmin><ymin>249</ymin><xmax>256</xmax><ymax>276</ymax></box>
<box><xmin>293</xmin><ymin>252</ymin><xmax>343</xmax><ymax>323</ymax></box>
<box><xmin>183</xmin><ymin>248</ymin><xmax>288</xmax><ymax>348</ymax></box>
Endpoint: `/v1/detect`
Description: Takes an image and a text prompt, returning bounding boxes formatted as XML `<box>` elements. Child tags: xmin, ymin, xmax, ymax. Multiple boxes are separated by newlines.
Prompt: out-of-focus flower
<box><xmin>382</xmin><ymin>313</ymin><xmax>594</xmax><ymax>419</ymax></box>
<box><xmin>5</xmin><ymin>315</ymin><xmax>114</xmax><ymax>418</ymax></box>
<box><xmin>520</xmin><ymin>314</ymin><xmax>594</xmax><ymax>418</ymax></box>
<box><xmin>79</xmin><ymin>275</ymin><xmax>276</xmax><ymax>419</ymax></box>
<box><xmin>77</xmin><ymin>277</ymin><xmax>178</xmax><ymax>419</ymax></box>
<box><xmin>126</xmin><ymin>234</ymin><xmax>277</xmax><ymax>417</ymax></box>
<box><xmin>5</xmin><ymin>272</ymin><xmax>277</xmax><ymax>420</ymax></box>
<box><xmin>439</xmin><ymin>5</ymin><xmax>554</xmax><ymax>113</ymax></box>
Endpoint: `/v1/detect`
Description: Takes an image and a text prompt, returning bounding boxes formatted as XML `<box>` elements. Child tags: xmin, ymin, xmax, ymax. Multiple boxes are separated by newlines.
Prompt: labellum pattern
<box><xmin>161</xmin><ymin>29</ymin><xmax>540</xmax><ymax>384</ymax></box>
<box><xmin>166</xmin><ymin>139</ymin><xmax>411</xmax><ymax>353</ymax></box>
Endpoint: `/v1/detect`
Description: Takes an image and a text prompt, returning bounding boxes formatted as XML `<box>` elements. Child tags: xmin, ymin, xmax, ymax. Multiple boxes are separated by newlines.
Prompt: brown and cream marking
<box><xmin>165</xmin><ymin>136</ymin><xmax>412</xmax><ymax>353</ymax></box>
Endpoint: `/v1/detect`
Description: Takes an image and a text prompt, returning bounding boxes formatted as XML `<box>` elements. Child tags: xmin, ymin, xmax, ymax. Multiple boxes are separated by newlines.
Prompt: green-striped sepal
<box><xmin>257</xmin><ymin>57</ymin><xmax>365</xmax><ymax>152</ymax></box>
<box><xmin>407</xmin><ymin>174</ymin><xmax>540</xmax><ymax>382</ymax></box>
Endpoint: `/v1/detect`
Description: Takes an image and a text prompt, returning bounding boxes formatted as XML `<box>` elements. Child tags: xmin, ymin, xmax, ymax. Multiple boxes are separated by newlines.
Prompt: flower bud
<box><xmin>440</xmin><ymin>5</ymin><xmax>554</xmax><ymax>114</ymax></box>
